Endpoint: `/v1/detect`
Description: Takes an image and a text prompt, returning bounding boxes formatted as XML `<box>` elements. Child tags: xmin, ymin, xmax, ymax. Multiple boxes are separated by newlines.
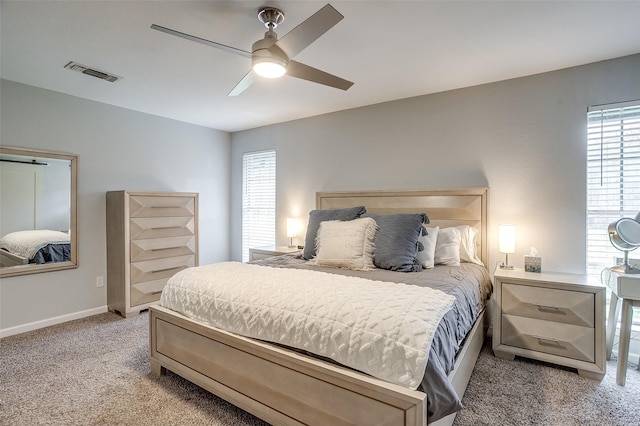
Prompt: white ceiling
<box><xmin>2</xmin><ymin>1</ymin><xmax>639</xmax><ymax>133</ymax></box>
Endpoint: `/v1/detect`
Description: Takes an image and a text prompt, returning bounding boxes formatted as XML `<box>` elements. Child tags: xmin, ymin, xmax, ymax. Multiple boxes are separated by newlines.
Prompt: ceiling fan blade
<box><xmin>228</xmin><ymin>70</ymin><xmax>255</xmax><ymax>96</ymax></box>
<box><xmin>151</xmin><ymin>24</ymin><xmax>251</xmax><ymax>59</ymax></box>
<box><xmin>287</xmin><ymin>60</ymin><xmax>353</xmax><ymax>91</ymax></box>
<box><xmin>271</xmin><ymin>4</ymin><xmax>343</xmax><ymax>60</ymax></box>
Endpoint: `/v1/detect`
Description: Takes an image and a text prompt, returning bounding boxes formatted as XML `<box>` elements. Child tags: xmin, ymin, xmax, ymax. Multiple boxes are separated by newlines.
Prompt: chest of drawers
<box><xmin>107</xmin><ymin>191</ymin><xmax>198</xmax><ymax>317</ymax></box>
<box><xmin>492</xmin><ymin>268</ymin><xmax>605</xmax><ymax>380</ymax></box>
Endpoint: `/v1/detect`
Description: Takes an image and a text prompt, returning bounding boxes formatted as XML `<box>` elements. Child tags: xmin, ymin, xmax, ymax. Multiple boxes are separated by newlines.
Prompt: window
<box><xmin>586</xmin><ymin>101</ymin><xmax>640</xmax><ymax>284</ymax></box>
<box><xmin>242</xmin><ymin>150</ymin><xmax>276</xmax><ymax>262</ymax></box>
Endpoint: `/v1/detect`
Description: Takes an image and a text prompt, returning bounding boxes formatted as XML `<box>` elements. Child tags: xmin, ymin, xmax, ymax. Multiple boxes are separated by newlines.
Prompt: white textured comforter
<box><xmin>0</xmin><ymin>229</ymin><xmax>70</xmax><ymax>259</ymax></box>
<box><xmin>161</xmin><ymin>262</ymin><xmax>456</xmax><ymax>389</ymax></box>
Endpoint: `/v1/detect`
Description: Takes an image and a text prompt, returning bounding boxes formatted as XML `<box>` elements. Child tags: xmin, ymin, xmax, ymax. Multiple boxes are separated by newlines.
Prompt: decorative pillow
<box><xmin>302</xmin><ymin>206</ymin><xmax>366</xmax><ymax>260</ymax></box>
<box><xmin>435</xmin><ymin>227</ymin><xmax>461</xmax><ymax>266</ymax></box>
<box><xmin>417</xmin><ymin>226</ymin><xmax>439</xmax><ymax>269</ymax></box>
<box><xmin>363</xmin><ymin>213</ymin><xmax>429</xmax><ymax>272</ymax></box>
<box><xmin>313</xmin><ymin>218</ymin><xmax>378</xmax><ymax>270</ymax></box>
<box><xmin>453</xmin><ymin>225</ymin><xmax>483</xmax><ymax>265</ymax></box>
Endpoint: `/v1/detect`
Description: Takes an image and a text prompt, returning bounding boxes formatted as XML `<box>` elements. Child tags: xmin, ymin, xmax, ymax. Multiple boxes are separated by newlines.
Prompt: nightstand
<box><xmin>602</xmin><ymin>268</ymin><xmax>640</xmax><ymax>386</ymax></box>
<box><xmin>492</xmin><ymin>268</ymin><xmax>606</xmax><ymax>380</ymax></box>
<box><xmin>249</xmin><ymin>245</ymin><xmax>301</xmax><ymax>261</ymax></box>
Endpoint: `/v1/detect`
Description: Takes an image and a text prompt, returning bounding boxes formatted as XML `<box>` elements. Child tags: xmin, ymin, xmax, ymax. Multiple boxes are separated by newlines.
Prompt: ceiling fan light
<box><xmin>253</xmin><ymin>60</ymin><xmax>287</xmax><ymax>78</ymax></box>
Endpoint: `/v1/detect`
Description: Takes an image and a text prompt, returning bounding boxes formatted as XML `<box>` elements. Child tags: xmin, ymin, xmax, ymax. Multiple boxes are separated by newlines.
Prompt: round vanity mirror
<box><xmin>609</xmin><ymin>218</ymin><xmax>640</xmax><ymax>250</ymax></box>
<box><xmin>608</xmin><ymin>215</ymin><xmax>640</xmax><ymax>274</ymax></box>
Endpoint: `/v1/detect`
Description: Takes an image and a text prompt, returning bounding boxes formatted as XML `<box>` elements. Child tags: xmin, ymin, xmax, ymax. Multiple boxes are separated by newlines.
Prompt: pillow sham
<box><xmin>417</xmin><ymin>226</ymin><xmax>439</xmax><ymax>269</ymax></box>
<box><xmin>313</xmin><ymin>217</ymin><xmax>378</xmax><ymax>270</ymax></box>
<box><xmin>453</xmin><ymin>225</ymin><xmax>483</xmax><ymax>265</ymax></box>
<box><xmin>434</xmin><ymin>227</ymin><xmax>461</xmax><ymax>266</ymax></box>
<box><xmin>302</xmin><ymin>206</ymin><xmax>366</xmax><ymax>260</ymax></box>
<box><xmin>363</xmin><ymin>213</ymin><xmax>429</xmax><ymax>272</ymax></box>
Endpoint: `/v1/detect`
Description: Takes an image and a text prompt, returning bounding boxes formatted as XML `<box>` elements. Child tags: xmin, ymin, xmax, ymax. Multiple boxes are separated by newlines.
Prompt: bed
<box><xmin>150</xmin><ymin>188</ymin><xmax>490</xmax><ymax>426</ymax></box>
<box><xmin>0</xmin><ymin>229</ymin><xmax>71</xmax><ymax>266</ymax></box>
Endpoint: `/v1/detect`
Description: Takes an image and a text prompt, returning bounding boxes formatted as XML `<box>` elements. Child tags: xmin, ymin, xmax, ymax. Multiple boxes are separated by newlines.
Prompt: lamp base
<box><xmin>611</xmin><ymin>264</ymin><xmax>640</xmax><ymax>274</ymax></box>
<box><xmin>500</xmin><ymin>264</ymin><xmax>514</xmax><ymax>270</ymax></box>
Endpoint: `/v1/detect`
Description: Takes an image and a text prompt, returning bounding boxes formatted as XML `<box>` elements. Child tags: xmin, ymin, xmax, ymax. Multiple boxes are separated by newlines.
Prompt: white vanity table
<box><xmin>603</xmin><ymin>268</ymin><xmax>640</xmax><ymax>386</ymax></box>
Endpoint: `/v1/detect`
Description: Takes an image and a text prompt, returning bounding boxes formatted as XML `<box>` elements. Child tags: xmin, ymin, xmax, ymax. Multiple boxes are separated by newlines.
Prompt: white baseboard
<box><xmin>0</xmin><ymin>306</ymin><xmax>109</xmax><ymax>338</ymax></box>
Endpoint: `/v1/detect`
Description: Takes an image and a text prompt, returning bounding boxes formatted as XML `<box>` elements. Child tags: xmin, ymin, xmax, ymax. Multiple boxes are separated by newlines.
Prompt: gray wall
<box><xmin>0</xmin><ymin>79</ymin><xmax>231</xmax><ymax>333</ymax></box>
<box><xmin>231</xmin><ymin>54</ymin><xmax>640</xmax><ymax>274</ymax></box>
<box><xmin>2</xmin><ymin>53</ymin><xmax>638</xmax><ymax>334</ymax></box>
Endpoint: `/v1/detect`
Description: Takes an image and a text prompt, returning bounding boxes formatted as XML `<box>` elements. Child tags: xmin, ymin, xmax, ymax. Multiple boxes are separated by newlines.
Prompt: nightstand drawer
<box><xmin>250</xmin><ymin>252</ymin><xmax>276</xmax><ymax>261</ymax></box>
<box><xmin>502</xmin><ymin>315</ymin><xmax>595</xmax><ymax>362</ymax></box>
<box><xmin>502</xmin><ymin>283</ymin><xmax>594</xmax><ymax>327</ymax></box>
<box><xmin>249</xmin><ymin>246</ymin><xmax>301</xmax><ymax>261</ymax></box>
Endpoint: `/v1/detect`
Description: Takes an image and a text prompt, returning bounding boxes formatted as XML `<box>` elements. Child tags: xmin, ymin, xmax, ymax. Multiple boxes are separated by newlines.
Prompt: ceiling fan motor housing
<box><xmin>252</xmin><ymin>37</ymin><xmax>288</xmax><ymax>67</ymax></box>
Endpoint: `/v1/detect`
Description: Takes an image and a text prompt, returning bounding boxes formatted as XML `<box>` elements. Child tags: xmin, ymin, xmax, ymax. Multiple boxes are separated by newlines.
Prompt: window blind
<box><xmin>586</xmin><ymin>102</ymin><xmax>640</xmax><ymax>284</ymax></box>
<box><xmin>242</xmin><ymin>150</ymin><xmax>276</xmax><ymax>262</ymax></box>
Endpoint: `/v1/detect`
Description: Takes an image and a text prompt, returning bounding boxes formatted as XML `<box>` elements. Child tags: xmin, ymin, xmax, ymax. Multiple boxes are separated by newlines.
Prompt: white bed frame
<box><xmin>150</xmin><ymin>188</ymin><xmax>489</xmax><ymax>426</ymax></box>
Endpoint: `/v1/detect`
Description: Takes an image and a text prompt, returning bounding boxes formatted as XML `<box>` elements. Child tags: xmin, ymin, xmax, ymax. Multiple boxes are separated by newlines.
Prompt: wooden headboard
<box><xmin>317</xmin><ymin>188</ymin><xmax>489</xmax><ymax>266</ymax></box>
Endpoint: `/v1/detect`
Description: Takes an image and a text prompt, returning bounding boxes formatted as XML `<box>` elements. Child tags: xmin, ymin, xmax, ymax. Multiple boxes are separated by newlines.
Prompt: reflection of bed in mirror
<box><xmin>0</xmin><ymin>229</ymin><xmax>71</xmax><ymax>266</ymax></box>
<box><xmin>0</xmin><ymin>146</ymin><xmax>77</xmax><ymax>277</ymax></box>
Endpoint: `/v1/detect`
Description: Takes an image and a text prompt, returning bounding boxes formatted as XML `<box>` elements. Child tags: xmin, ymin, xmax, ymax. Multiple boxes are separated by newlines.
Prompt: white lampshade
<box><xmin>286</xmin><ymin>218</ymin><xmax>300</xmax><ymax>248</ymax></box>
<box><xmin>286</xmin><ymin>218</ymin><xmax>300</xmax><ymax>238</ymax></box>
<box><xmin>499</xmin><ymin>225</ymin><xmax>516</xmax><ymax>254</ymax></box>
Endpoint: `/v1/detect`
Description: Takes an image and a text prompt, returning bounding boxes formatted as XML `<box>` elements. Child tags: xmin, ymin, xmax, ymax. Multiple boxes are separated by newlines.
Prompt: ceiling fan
<box><xmin>151</xmin><ymin>3</ymin><xmax>354</xmax><ymax>96</ymax></box>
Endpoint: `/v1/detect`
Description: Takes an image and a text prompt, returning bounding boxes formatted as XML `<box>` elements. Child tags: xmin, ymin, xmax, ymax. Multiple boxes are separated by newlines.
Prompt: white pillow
<box><xmin>313</xmin><ymin>217</ymin><xmax>378</xmax><ymax>270</ymax></box>
<box><xmin>453</xmin><ymin>225</ymin><xmax>483</xmax><ymax>265</ymax></box>
<box><xmin>417</xmin><ymin>226</ymin><xmax>439</xmax><ymax>269</ymax></box>
<box><xmin>434</xmin><ymin>227</ymin><xmax>461</xmax><ymax>266</ymax></box>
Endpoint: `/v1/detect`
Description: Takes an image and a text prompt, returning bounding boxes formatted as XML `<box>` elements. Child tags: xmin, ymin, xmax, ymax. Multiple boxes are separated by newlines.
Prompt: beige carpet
<box><xmin>1</xmin><ymin>311</ymin><xmax>638</xmax><ymax>425</ymax></box>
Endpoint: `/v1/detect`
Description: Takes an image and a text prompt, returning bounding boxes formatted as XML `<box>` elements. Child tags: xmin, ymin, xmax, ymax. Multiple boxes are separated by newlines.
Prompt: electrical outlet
<box><xmin>96</xmin><ymin>276</ymin><xmax>104</xmax><ymax>288</ymax></box>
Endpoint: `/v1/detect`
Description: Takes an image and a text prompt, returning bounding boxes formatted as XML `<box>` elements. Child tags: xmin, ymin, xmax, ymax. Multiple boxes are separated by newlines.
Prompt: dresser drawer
<box><xmin>130</xmin><ymin>254</ymin><xmax>195</xmax><ymax>285</ymax></box>
<box><xmin>502</xmin><ymin>314</ymin><xmax>595</xmax><ymax>362</ymax></box>
<box><xmin>502</xmin><ymin>283</ymin><xmax>594</xmax><ymax>327</ymax></box>
<box><xmin>130</xmin><ymin>216</ymin><xmax>195</xmax><ymax>239</ymax></box>
<box><xmin>129</xmin><ymin>195</ymin><xmax>196</xmax><ymax>218</ymax></box>
<box><xmin>130</xmin><ymin>235</ymin><xmax>196</xmax><ymax>262</ymax></box>
<box><xmin>130</xmin><ymin>278</ymin><xmax>168</xmax><ymax>307</ymax></box>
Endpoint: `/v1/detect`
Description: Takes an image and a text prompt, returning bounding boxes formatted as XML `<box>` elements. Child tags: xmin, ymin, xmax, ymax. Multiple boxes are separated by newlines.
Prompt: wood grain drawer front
<box><xmin>130</xmin><ymin>216</ymin><xmax>195</xmax><ymax>240</ymax></box>
<box><xmin>502</xmin><ymin>283</ymin><xmax>594</xmax><ymax>327</ymax></box>
<box><xmin>130</xmin><ymin>278</ymin><xmax>169</xmax><ymax>307</ymax></box>
<box><xmin>130</xmin><ymin>235</ymin><xmax>196</xmax><ymax>262</ymax></box>
<box><xmin>129</xmin><ymin>195</ymin><xmax>195</xmax><ymax>218</ymax></box>
<box><xmin>130</xmin><ymin>254</ymin><xmax>195</xmax><ymax>285</ymax></box>
<box><xmin>502</xmin><ymin>314</ymin><xmax>595</xmax><ymax>362</ymax></box>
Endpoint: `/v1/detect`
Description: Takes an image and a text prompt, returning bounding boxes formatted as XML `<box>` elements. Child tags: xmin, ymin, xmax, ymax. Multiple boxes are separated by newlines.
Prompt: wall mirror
<box><xmin>0</xmin><ymin>146</ymin><xmax>78</xmax><ymax>277</ymax></box>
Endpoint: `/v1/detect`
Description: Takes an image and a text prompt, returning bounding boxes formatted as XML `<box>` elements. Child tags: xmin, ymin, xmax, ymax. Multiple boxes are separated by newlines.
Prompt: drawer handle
<box><xmin>531</xmin><ymin>335</ymin><xmax>566</xmax><ymax>349</ymax></box>
<box><xmin>151</xmin><ymin>246</ymin><xmax>182</xmax><ymax>251</ymax></box>
<box><xmin>151</xmin><ymin>226</ymin><xmax>182</xmax><ymax>230</ymax></box>
<box><xmin>151</xmin><ymin>205</ymin><xmax>182</xmax><ymax>209</ymax></box>
<box><xmin>534</xmin><ymin>304</ymin><xmax>565</xmax><ymax>315</ymax></box>
<box><xmin>151</xmin><ymin>290</ymin><xmax>163</xmax><ymax>295</ymax></box>
<box><xmin>151</xmin><ymin>266</ymin><xmax>183</xmax><ymax>274</ymax></box>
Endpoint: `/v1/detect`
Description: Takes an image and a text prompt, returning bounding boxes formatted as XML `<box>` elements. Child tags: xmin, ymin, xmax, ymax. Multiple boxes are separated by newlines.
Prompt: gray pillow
<box><xmin>363</xmin><ymin>213</ymin><xmax>429</xmax><ymax>272</ymax></box>
<box><xmin>302</xmin><ymin>206</ymin><xmax>366</xmax><ymax>260</ymax></box>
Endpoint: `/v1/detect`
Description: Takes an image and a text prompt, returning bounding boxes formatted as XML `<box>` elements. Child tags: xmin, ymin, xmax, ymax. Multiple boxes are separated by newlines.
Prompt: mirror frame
<box><xmin>0</xmin><ymin>146</ymin><xmax>78</xmax><ymax>277</ymax></box>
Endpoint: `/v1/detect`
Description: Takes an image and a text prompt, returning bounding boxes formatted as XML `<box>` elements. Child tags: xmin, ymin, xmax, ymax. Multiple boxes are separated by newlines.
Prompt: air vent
<box><xmin>64</xmin><ymin>61</ymin><xmax>122</xmax><ymax>83</ymax></box>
